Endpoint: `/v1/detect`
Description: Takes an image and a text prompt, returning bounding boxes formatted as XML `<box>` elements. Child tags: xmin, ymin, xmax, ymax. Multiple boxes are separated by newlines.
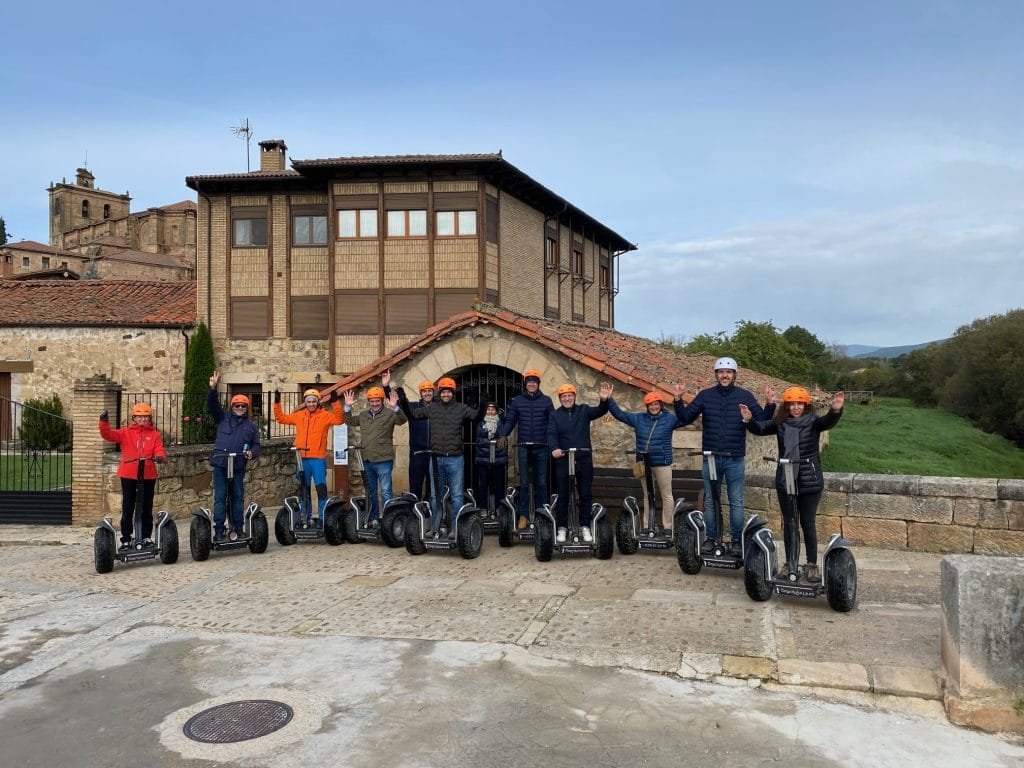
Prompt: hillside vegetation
<box><xmin>821</xmin><ymin>398</ymin><xmax>1024</xmax><ymax>478</ymax></box>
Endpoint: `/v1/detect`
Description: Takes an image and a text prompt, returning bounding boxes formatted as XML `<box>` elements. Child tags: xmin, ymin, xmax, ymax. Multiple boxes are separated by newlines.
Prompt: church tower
<box><xmin>47</xmin><ymin>168</ymin><xmax>131</xmax><ymax>248</ymax></box>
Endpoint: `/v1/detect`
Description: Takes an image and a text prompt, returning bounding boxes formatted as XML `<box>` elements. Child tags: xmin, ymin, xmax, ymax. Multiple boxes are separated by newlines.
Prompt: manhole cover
<box><xmin>183</xmin><ymin>699</ymin><xmax>294</xmax><ymax>744</ymax></box>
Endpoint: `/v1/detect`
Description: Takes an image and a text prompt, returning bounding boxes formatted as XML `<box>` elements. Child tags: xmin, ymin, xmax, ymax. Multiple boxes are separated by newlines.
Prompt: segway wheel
<box><xmin>274</xmin><ymin>508</ymin><xmax>296</xmax><ymax>546</ymax></box>
<box><xmin>343</xmin><ymin>505</ymin><xmax>362</xmax><ymax>544</ymax></box>
<box><xmin>380</xmin><ymin>507</ymin><xmax>407</xmax><ymax>548</ymax></box>
<box><xmin>159</xmin><ymin>520</ymin><xmax>179</xmax><ymax>565</ymax></box>
<box><xmin>248</xmin><ymin>511</ymin><xmax>269</xmax><ymax>554</ymax></box>
<box><xmin>324</xmin><ymin>507</ymin><xmax>345</xmax><ymax>546</ymax></box>
<box><xmin>675</xmin><ymin>517</ymin><xmax>702</xmax><ymax>575</ymax></box>
<box><xmin>94</xmin><ymin>528</ymin><xmax>115</xmax><ymax>574</ymax></box>
<box><xmin>534</xmin><ymin>516</ymin><xmax>554</xmax><ymax>562</ymax></box>
<box><xmin>743</xmin><ymin>547</ymin><xmax>772</xmax><ymax>602</ymax></box>
<box><xmin>825</xmin><ymin>548</ymin><xmax>857</xmax><ymax>613</ymax></box>
<box><xmin>594</xmin><ymin>515</ymin><xmax>614</xmax><ymax>560</ymax></box>
<box><xmin>405</xmin><ymin>516</ymin><xmax>426</xmax><ymax>555</ymax></box>
<box><xmin>189</xmin><ymin>516</ymin><xmax>212</xmax><ymax>561</ymax></box>
<box><xmin>457</xmin><ymin>512</ymin><xmax>484</xmax><ymax>560</ymax></box>
<box><xmin>497</xmin><ymin>506</ymin><xmax>514</xmax><ymax>548</ymax></box>
<box><xmin>615</xmin><ymin>511</ymin><xmax>639</xmax><ymax>555</ymax></box>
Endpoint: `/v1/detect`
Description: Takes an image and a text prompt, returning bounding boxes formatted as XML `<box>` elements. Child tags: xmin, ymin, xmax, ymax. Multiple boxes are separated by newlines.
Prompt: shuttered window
<box><xmin>485</xmin><ymin>195</ymin><xmax>498</xmax><ymax>243</ymax></box>
<box><xmin>335</xmin><ymin>291</ymin><xmax>380</xmax><ymax>334</ymax></box>
<box><xmin>385</xmin><ymin>293</ymin><xmax>428</xmax><ymax>334</ymax></box>
<box><xmin>230</xmin><ymin>298</ymin><xmax>269</xmax><ymax>339</ymax></box>
<box><xmin>290</xmin><ymin>297</ymin><xmax>328</xmax><ymax>339</ymax></box>
<box><xmin>435</xmin><ymin>289</ymin><xmax>477</xmax><ymax>322</ymax></box>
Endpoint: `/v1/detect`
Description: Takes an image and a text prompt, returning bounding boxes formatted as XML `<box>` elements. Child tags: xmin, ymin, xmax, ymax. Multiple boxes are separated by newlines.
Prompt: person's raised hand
<box><xmin>343</xmin><ymin>390</ymin><xmax>356</xmax><ymax>406</ymax></box>
<box><xmin>209</xmin><ymin>371</ymin><xmax>220</xmax><ymax>388</ymax></box>
<box><xmin>832</xmin><ymin>391</ymin><xmax>845</xmax><ymax>411</ymax></box>
<box><xmin>274</xmin><ymin>389</ymin><xmax>281</xmax><ymax>404</ymax></box>
<box><xmin>739</xmin><ymin>403</ymin><xmax>752</xmax><ymax>423</ymax></box>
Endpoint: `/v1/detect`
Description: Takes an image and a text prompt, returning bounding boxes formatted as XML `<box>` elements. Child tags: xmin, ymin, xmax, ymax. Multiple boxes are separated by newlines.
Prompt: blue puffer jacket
<box><xmin>674</xmin><ymin>385</ymin><xmax>771</xmax><ymax>456</ymax></box>
<box><xmin>546</xmin><ymin>399</ymin><xmax>609</xmax><ymax>451</ymax></box>
<box><xmin>499</xmin><ymin>388</ymin><xmax>554</xmax><ymax>445</ymax></box>
<box><xmin>208</xmin><ymin>388</ymin><xmax>261</xmax><ymax>472</ymax></box>
<box><xmin>474</xmin><ymin>420</ymin><xmax>508</xmax><ymax>465</ymax></box>
<box><xmin>406</xmin><ymin>400</ymin><xmax>431</xmax><ymax>452</ymax></box>
<box><xmin>607</xmin><ymin>398</ymin><xmax>682</xmax><ymax>467</ymax></box>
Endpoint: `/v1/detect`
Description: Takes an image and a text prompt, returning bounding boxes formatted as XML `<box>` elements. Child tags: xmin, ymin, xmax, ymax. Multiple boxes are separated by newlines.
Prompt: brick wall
<box><xmin>499</xmin><ymin>192</ymin><xmax>545</xmax><ymax>315</ymax></box>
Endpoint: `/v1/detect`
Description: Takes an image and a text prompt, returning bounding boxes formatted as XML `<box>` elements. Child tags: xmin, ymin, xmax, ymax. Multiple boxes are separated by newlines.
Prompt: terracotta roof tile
<box><xmin>1</xmin><ymin>240</ymin><xmax>79</xmax><ymax>257</ymax></box>
<box><xmin>0</xmin><ymin>280</ymin><xmax>196</xmax><ymax>327</ymax></box>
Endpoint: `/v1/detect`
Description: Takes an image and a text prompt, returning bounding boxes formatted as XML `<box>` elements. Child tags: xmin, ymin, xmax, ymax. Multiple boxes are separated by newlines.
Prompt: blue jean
<box><xmin>296</xmin><ymin>458</ymin><xmax>328</xmax><ymax>519</ymax></box>
<box><xmin>213</xmin><ymin>465</ymin><xmax>245</xmax><ymax>534</ymax></box>
<box><xmin>702</xmin><ymin>455</ymin><xmax>746</xmax><ymax>541</ymax></box>
<box><xmin>430</xmin><ymin>455</ymin><xmax>465</xmax><ymax>529</ymax></box>
<box><xmin>363</xmin><ymin>459</ymin><xmax>394</xmax><ymax>520</ymax></box>
<box><xmin>516</xmin><ymin>445</ymin><xmax>548</xmax><ymax>517</ymax></box>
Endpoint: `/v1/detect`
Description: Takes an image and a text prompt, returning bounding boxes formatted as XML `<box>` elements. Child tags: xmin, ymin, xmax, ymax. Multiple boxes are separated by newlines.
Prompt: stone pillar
<box><xmin>72</xmin><ymin>375</ymin><xmax>122</xmax><ymax>526</ymax></box>
<box><xmin>941</xmin><ymin>555</ymin><xmax>1024</xmax><ymax>734</ymax></box>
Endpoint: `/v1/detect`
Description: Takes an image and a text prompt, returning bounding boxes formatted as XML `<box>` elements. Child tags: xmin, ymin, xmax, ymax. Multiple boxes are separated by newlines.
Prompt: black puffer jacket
<box><xmin>398</xmin><ymin>388</ymin><xmax>483</xmax><ymax>455</ymax></box>
<box><xmin>745</xmin><ymin>408</ymin><xmax>842</xmax><ymax>494</ymax></box>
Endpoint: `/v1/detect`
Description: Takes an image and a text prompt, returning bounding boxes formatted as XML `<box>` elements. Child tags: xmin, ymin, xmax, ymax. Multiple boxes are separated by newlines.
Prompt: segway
<box><xmin>404</xmin><ymin>450</ymin><xmax>484</xmax><ymax>559</ymax></box>
<box><xmin>274</xmin><ymin>447</ymin><xmax>345</xmax><ymax>546</ymax></box>
<box><xmin>94</xmin><ymin>456</ymin><xmax>178</xmax><ymax>573</ymax></box>
<box><xmin>189</xmin><ymin>448</ymin><xmax>269</xmax><ymax>560</ymax></box>
<box><xmin>616</xmin><ymin>451</ymin><xmax>690</xmax><ymax>554</ymax></box>
<box><xmin>674</xmin><ymin>450</ymin><xmax>769</xmax><ymax>575</ymax></box>
<box><xmin>534</xmin><ymin>448</ymin><xmax>613</xmax><ymax>561</ymax></box>
<box><xmin>497</xmin><ymin>441</ymin><xmax>546</xmax><ymax>548</ymax></box>
<box><xmin>744</xmin><ymin>457</ymin><xmax>857</xmax><ymax>612</ymax></box>
<box><xmin>337</xmin><ymin>444</ymin><xmax>414</xmax><ymax>547</ymax></box>
<box><xmin>476</xmin><ymin>438</ymin><xmax>506</xmax><ymax>536</ymax></box>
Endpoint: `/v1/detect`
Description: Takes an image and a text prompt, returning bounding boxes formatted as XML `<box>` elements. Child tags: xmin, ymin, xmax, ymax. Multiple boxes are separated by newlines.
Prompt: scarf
<box><xmin>483</xmin><ymin>414</ymin><xmax>500</xmax><ymax>439</ymax></box>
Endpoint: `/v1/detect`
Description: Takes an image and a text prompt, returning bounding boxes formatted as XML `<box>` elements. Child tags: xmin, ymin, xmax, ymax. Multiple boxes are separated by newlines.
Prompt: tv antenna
<box><xmin>231</xmin><ymin>118</ymin><xmax>253</xmax><ymax>171</ymax></box>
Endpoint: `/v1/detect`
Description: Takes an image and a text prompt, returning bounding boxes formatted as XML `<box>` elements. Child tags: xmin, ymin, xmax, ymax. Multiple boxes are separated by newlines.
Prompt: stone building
<box><xmin>0</xmin><ymin>280</ymin><xmax>195</xmax><ymax>414</ymax></box>
<box><xmin>1</xmin><ymin>239</ymin><xmax>192</xmax><ymax>282</ymax></box>
<box><xmin>185</xmin><ymin>140</ymin><xmax>635</xmax><ymax>398</ymax></box>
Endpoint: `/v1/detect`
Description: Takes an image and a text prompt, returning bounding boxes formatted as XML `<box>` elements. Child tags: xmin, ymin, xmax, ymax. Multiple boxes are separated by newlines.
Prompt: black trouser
<box><xmin>121</xmin><ymin>477</ymin><xmax>156</xmax><ymax>541</ymax></box>
<box><xmin>777</xmin><ymin>490</ymin><xmax>821</xmax><ymax>564</ymax></box>
<box><xmin>409</xmin><ymin>451</ymin><xmax>430</xmax><ymax>501</ymax></box>
<box><xmin>476</xmin><ymin>462</ymin><xmax>506</xmax><ymax>512</ymax></box>
<box><xmin>553</xmin><ymin>453</ymin><xmax>594</xmax><ymax>528</ymax></box>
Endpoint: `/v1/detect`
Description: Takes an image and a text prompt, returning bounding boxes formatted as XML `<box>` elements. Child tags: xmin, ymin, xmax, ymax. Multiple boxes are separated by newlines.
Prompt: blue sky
<box><xmin>3</xmin><ymin>1</ymin><xmax>1022</xmax><ymax>349</ymax></box>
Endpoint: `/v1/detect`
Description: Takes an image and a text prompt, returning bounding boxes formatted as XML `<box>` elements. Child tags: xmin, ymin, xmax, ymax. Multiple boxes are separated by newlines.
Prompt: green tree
<box><xmin>681</xmin><ymin>330</ymin><xmax>731</xmax><ymax>357</ymax></box>
<box><xmin>729</xmin><ymin>320</ymin><xmax>811</xmax><ymax>381</ymax></box>
<box><xmin>181</xmin><ymin>321</ymin><xmax>216</xmax><ymax>444</ymax></box>
<box><xmin>18</xmin><ymin>395</ymin><xmax>72</xmax><ymax>450</ymax></box>
<box><xmin>0</xmin><ymin>217</ymin><xmax>8</xmax><ymax>245</ymax></box>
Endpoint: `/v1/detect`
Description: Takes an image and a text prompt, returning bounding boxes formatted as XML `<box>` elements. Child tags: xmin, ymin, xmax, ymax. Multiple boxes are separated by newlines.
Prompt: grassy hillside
<box><xmin>821</xmin><ymin>398</ymin><xmax>1024</xmax><ymax>478</ymax></box>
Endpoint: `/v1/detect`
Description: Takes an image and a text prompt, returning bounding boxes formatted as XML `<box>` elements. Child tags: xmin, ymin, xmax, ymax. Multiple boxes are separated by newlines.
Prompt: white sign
<box><xmin>332</xmin><ymin>424</ymin><xmax>349</xmax><ymax>465</ymax></box>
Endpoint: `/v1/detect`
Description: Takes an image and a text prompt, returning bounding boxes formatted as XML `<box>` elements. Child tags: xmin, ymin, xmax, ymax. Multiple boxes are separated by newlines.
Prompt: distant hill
<box><xmin>849</xmin><ymin>339</ymin><xmax>949</xmax><ymax>359</ymax></box>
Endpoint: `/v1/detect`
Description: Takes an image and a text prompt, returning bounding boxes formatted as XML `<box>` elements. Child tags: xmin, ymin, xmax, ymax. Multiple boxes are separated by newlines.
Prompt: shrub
<box><xmin>19</xmin><ymin>395</ymin><xmax>72</xmax><ymax>450</ymax></box>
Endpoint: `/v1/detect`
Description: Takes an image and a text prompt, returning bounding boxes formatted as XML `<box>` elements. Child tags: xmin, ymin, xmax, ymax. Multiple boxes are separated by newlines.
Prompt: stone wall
<box><xmin>743</xmin><ymin>471</ymin><xmax>1024</xmax><ymax>556</ymax></box>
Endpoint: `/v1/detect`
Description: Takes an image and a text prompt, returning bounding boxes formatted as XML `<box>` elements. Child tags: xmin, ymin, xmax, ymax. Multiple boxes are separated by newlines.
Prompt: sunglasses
<box><xmin>232</xmin><ymin>404</ymin><xmax>248</xmax><ymax>409</ymax></box>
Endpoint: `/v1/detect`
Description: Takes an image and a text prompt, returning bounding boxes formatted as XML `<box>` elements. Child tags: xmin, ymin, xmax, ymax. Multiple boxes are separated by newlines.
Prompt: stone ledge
<box><xmin>777</xmin><ymin>659</ymin><xmax>870</xmax><ymax>691</ymax></box>
<box><xmin>870</xmin><ymin>665</ymin><xmax>942</xmax><ymax>700</ymax></box>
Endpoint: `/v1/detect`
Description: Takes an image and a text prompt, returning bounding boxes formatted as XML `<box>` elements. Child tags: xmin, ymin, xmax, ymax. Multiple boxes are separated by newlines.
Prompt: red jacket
<box><xmin>99</xmin><ymin>420</ymin><xmax>167</xmax><ymax>480</ymax></box>
<box><xmin>273</xmin><ymin>401</ymin><xmax>344</xmax><ymax>459</ymax></box>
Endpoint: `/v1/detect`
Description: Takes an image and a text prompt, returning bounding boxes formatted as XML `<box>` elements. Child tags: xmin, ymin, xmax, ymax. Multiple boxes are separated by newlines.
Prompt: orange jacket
<box><xmin>273</xmin><ymin>400</ymin><xmax>344</xmax><ymax>459</ymax></box>
<box><xmin>99</xmin><ymin>420</ymin><xmax>167</xmax><ymax>480</ymax></box>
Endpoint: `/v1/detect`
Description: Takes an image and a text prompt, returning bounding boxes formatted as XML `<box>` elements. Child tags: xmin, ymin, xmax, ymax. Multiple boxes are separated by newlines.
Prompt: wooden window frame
<box><xmin>435</xmin><ymin>210</ymin><xmax>477</xmax><ymax>238</ymax></box>
<box><xmin>572</xmin><ymin>247</ymin><xmax>584</xmax><ymax>276</ymax></box>
<box><xmin>292</xmin><ymin>212</ymin><xmax>328</xmax><ymax>246</ymax></box>
<box><xmin>386</xmin><ymin>209</ymin><xmax>427</xmax><ymax>239</ymax></box>
<box><xmin>335</xmin><ymin>291</ymin><xmax>380</xmax><ymax>334</ymax></box>
<box><xmin>337</xmin><ymin>209</ymin><xmax>378</xmax><ymax>240</ymax></box>
<box><xmin>232</xmin><ymin>216</ymin><xmax>268</xmax><ymax>247</ymax></box>
<box><xmin>230</xmin><ymin>297</ymin><xmax>270</xmax><ymax>339</ymax></box>
<box><xmin>599</xmin><ymin>264</ymin><xmax>610</xmax><ymax>289</ymax></box>
<box><xmin>544</xmin><ymin>236</ymin><xmax>559</xmax><ymax>268</ymax></box>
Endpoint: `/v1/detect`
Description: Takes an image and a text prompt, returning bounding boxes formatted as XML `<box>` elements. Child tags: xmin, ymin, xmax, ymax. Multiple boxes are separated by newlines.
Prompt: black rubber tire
<box><xmin>594</xmin><ymin>515</ymin><xmax>614</xmax><ymax>560</ymax></box>
<box><xmin>825</xmin><ymin>548</ymin><xmax>858</xmax><ymax>613</ymax></box>
<box><xmin>457</xmin><ymin>512</ymin><xmax>484</xmax><ymax>560</ymax></box>
<box><xmin>405</xmin><ymin>515</ymin><xmax>426</xmax><ymax>555</ymax></box>
<box><xmin>675</xmin><ymin>517</ymin><xmax>702</xmax><ymax>575</ymax></box>
<box><xmin>249</xmin><ymin>511</ymin><xmax>269</xmax><ymax>553</ymax></box>
<box><xmin>189</xmin><ymin>515</ymin><xmax>212</xmax><ymax>562</ymax></box>
<box><xmin>744</xmin><ymin>546</ymin><xmax>772</xmax><ymax>602</ymax></box>
<box><xmin>380</xmin><ymin>507</ymin><xmax>407</xmax><ymax>548</ymax></box>
<box><xmin>615</xmin><ymin>511</ymin><xmax>639</xmax><ymax>555</ymax></box>
<box><xmin>274</xmin><ymin>507</ymin><xmax>296</xmax><ymax>546</ymax></box>
<box><xmin>534</xmin><ymin>516</ymin><xmax>554</xmax><ymax>562</ymax></box>
<box><xmin>94</xmin><ymin>527</ymin><xmax>114</xmax><ymax>574</ymax></box>
<box><xmin>159</xmin><ymin>520</ymin><xmax>179</xmax><ymax>565</ymax></box>
<box><xmin>343</xmin><ymin>502</ymin><xmax>363</xmax><ymax>544</ymax></box>
<box><xmin>324</xmin><ymin>507</ymin><xmax>345</xmax><ymax>546</ymax></box>
<box><xmin>497</xmin><ymin>505</ymin><xmax>514</xmax><ymax>548</ymax></box>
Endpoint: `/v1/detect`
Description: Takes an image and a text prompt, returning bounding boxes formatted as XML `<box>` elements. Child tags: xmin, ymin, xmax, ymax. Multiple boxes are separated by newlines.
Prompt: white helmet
<box><xmin>714</xmin><ymin>357</ymin><xmax>738</xmax><ymax>372</ymax></box>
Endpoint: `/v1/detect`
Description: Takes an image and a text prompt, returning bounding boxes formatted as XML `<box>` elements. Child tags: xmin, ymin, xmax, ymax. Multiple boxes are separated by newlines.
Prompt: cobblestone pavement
<box><xmin>0</xmin><ymin>524</ymin><xmax>1021</xmax><ymax>767</ymax></box>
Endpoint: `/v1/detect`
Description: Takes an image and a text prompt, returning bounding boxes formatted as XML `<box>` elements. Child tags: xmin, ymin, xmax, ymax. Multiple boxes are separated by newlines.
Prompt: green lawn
<box><xmin>821</xmin><ymin>398</ymin><xmax>1024</xmax><ymax>478</ymax></box>
<box><xmin>0</xmin><ymin>452</ymin><xmax>72</xmax><ymax>491</ymax></box>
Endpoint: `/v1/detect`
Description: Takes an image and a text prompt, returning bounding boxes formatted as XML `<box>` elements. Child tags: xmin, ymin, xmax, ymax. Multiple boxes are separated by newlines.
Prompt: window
<box><xmin>232</xmin><ymin>217</ymin><xmax>268</xmax><ymax>247</ymax></box>
<box><xmin>290</xmin><ymin>297</ymin><xmax>329</xmax><ymax>339</ymax></box>
<box><xmin>81</xmin><ymin>200</ymin><xmax>90</xmax><ymax>218</ymax></box>
<box><xmin>293</xmin><ymin>213</ymin><xmax>328</xmax><ymax>245</ymax></box>
<box><xmin>230</xmin><ymin>298</ymin><xmax>269</xmax><ymax>338</ymax></box>
<box><xmin>22</xmin><ymin>257</ymin><xmax>30</xmax><ymax>267</ymax></box>
<box><xmin>335</xmin><ymin>291</ymin><xmax>380</xmax><ymax>334</ymax></box>
<box><xmin>387</xmin><ymin>210</ymin><xmax>426</xmax><ymax>238</ymax></box>
<box><xmin>385</xmin><ymin>293</ymin><xmax>428</xmax><ymax>334</ymax></box>
<box><xmin>572</xmin><ymin>248</ymin><xmax>584</xmax><ymax>276</ymax></box>
<box><xmin>436</xmin><ymin>210</ymin><xmax>477</xmax><ymax>237</ymax></box>
<box><xmin>103</xmin><ymin>204</ymin><xmax>111</xmax><ymax>219</ymax></box>
<box><xmin>545</xmin><ymin>237</ymin><xmax>558</xmax><ymax>268</ymax></box>
<box><xmin>42</xmin><ymin>257</ymin><xmax>51</xmax><ymax>268</ymax></box>
<box><xmin>337</xmin><ymin>209</ymin><xmax>377</xmax><ymax>239</ymax></box>
<box><xmin>61</xmin><ymin>261</ymin><xmax>68</xmax><ymax>268</ymax></box>
<box><xmin>600</xmin><ymin>265</ymin><xmax>610</xmax><ymax>288</ymax></box>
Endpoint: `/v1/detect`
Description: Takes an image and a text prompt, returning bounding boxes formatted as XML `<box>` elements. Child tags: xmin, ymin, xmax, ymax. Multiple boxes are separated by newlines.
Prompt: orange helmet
<box><xmin>643</xmin><ymin>392</ymin><xmax>664</xmax><ymax>406</ymax></box>
<box><xmin>418</xmin><ymin>380</ymin><xmax>435</xmax><ymax>392</ymax></box>
<box><xmin>367</xmin><ymin>386</ymin><xmax>385</xmax><ymax>399</ymax></box>
<box><xmin>230</xmin><ymin>394</ymin><xmax>250</xmax><ymax>408</ymax></box>
<box><xmin>131</xmin><ymin>403</ymin><xmax>153</xmax><ymax>417</ymax></box>
<box><xmin>437</xmin><ymin>377</ymin><xmax>457</xmax><ymax>391</ymax></box>
<box><xmin>556</xmin><ymin>383</ymin><xmax>577</xmax><ymax>397</ymax></box>
<box><xmin>303</xmin><ymin>388</ymin><xmax>321</xmax><ymax>400</ymax></box>
<box><xmin>523</xmin><ymin>369</ymin><xmax>542</xmax><ymax>381</ymax></box>
<box><xmin>783</xmin><ymin>386</ymin><xmax>811</xmax><ymax>404</ymax></box>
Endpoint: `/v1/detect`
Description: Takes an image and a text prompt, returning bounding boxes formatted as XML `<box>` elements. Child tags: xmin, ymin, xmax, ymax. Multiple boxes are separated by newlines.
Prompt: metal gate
<box><xmin>0</xmin><ymin>396</ymin><xmax>73</xmax><ymax>525</ymax></box>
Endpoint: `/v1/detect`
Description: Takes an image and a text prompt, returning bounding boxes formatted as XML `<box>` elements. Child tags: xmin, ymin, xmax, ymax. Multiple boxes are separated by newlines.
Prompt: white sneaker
<box><xmin>556</xmin><ymin>527</ymin><xmax>567</xmax><ymax>543</ymax></box>
<box><xmin>581</xmin><ymin>526</ymin><xmax>593</xmax><ymax>543</ymax></box>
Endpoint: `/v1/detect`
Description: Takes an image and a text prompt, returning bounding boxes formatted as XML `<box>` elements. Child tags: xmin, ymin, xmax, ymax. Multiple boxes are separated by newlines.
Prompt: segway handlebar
<box><xmin>762</xmin><ymin>456</ymin><xmax>810</xmax><ymax>495</ymax></box>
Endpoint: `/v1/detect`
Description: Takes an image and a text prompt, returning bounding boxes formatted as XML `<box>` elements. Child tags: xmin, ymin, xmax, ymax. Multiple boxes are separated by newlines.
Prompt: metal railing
<box><xmin>0</xmin><ymin>396</ymin><xmax>72</xmax><ymax>492</ymax></box>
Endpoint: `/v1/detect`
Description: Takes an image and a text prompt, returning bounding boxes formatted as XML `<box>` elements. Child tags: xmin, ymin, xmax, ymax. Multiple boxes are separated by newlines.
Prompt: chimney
<box><xmin>75</xmin><ymin>168</ymin><xmax>95</xmax><ymax>189</ymax></box>
<box><xmin>258</xmin><ymin>140</ymin><xmax>288</xmax><ymax>172</ymax></box>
